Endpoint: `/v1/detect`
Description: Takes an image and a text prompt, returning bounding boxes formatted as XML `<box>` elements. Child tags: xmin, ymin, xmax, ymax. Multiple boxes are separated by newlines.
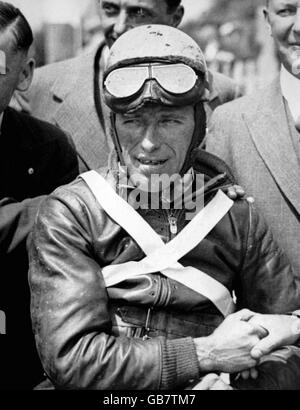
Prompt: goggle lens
<box><xmin>151</xmin><ymin>64</ymin><xmax>197</xmax><ymax>94</ymax></box>
<box><xmin>104</xmin><ymin>66</ymin><xmax>148</xmax><ymax>98</ymax></box>
<box><xmin>105</xmin><ymin>64</ymin><xmax>198</xmax><ymax>98</ymax></box>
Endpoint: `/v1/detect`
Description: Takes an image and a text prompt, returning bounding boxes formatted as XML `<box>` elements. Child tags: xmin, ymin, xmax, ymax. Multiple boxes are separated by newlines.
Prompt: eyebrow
<box><xmin>102</xmin><ymin>1</ymin><xmax>155</xmax><ymax>12</ymax></box>
<box><xmin>274</xmin><ymin>1</ymin><xmax>297</xmax><ymax>7</ymax></box>
<box><xmin>160</xmin><ymin>109</ymin><xmax>190</xmax><ymax>117</ymax></box>
<box><xmin>127</xmin><ymin>4</ymin><xmax>155</xmax><ymax>12</ymax></box>
<box><xmin>101</xmin><ymin>1</ymin><xmax>119</xmax><ymax>8</ymax></box>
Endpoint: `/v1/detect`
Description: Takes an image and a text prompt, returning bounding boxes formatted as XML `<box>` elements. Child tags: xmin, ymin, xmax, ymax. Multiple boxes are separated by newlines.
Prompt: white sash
<box><xmin>81</xmin><ymin>171</ymin><xmax>236</xmax><ymax>317</ymax></box>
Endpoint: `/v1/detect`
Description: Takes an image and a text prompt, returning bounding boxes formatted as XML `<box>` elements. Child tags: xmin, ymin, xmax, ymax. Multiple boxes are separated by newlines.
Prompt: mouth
<box><xmin>137</xmin><ymin>158</ymin><xmax>168</xmax><ymax>167</ymax></box>
<box><xmin>289</xmin><ymin>44</ymin><xmax>300</xmax><ymax>50</ymax></box>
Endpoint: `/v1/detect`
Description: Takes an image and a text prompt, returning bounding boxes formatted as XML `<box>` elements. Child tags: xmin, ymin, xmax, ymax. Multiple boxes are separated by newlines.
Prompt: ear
<box><xmin>263</xmin><ymin>7</ymin><xmax>273</xmax><ymax>37</ymax></box>
<box><xmin>16</xmin><ymin>57</ymin><xmax>35</xmax><ymax>92</ymax></box>
<box><xmin>172</xmin><ymin>5</ymin><xmax>184</xmax><ymax>28</ymax></box>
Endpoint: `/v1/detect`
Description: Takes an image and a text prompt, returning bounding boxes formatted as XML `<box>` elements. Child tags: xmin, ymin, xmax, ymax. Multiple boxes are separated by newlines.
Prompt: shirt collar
<box><xmin>280</xmin><ymin>64</ymin><xmax>300</xmax><ymax>121</ymax></box>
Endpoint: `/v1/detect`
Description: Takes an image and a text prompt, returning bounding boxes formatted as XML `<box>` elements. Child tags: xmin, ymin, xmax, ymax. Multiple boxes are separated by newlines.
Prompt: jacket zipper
<box><xmin>167</xmin><ymin>209</ymin><xmax>182</xmax><ymax>240</ymax></box>
<box><xmin>168</xmin><ymin>215</ymin><xmax>178</xmax><ymax>236</ymax></box>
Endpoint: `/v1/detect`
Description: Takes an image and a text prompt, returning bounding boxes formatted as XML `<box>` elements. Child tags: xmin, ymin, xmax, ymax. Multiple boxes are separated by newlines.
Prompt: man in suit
<box><xmin>206</xmin><ymin>0</ymin><xmax>300</xmax><ymax>277</ymax></box>
<box><xmin>19</xmin><ymin>0</ymin><xmax>242</xmax><ymax>173</ymax></box>
<box><xmin>0</xmin><ymin>2</ymin><xmax>79</xmax><ymax>389</ymax></box>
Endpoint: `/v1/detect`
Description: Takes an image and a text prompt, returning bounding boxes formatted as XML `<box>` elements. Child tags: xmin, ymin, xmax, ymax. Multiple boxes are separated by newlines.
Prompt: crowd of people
<box><xmin>1</xmin><ymin>0</ymin><xmax>300</xmax><ymax>390</ymax></box>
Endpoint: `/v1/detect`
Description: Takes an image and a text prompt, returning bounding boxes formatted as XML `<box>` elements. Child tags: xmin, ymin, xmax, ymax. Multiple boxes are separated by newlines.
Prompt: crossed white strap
<box><xmin>81</xmin><ymin>171</ymin><xmax>236</xmax><ymax>317</ymax></box>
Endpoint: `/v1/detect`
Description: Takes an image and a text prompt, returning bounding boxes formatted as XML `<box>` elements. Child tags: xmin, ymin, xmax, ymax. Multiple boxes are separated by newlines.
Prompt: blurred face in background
<box><xmin>265</xmin><ymin>0</ymin><xmax>300</xmax><ymax>78</ymax></box>
<box><xmin>98</xmin><ymin>0</ymin><xmax>183</xmax><ymax>47</ymax></box>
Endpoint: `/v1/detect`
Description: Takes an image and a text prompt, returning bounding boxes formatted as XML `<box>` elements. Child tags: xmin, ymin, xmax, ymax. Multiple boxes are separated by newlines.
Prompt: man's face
<box><xmin>265</xmin><ymin>0</ymin><xmax>300</xmax><ymax>78</ymax></box>
<box><xmin>115</xmin><ymin>104</ymin><xmax>195</xmax><ymax>184</ymax></box>
<box><xmin>0</xmin><ymin>29</ymin><xmax>27</xmax><ymax>114</ymax></box>
<box><xmin>99</xmin><ymin>0</ymin><xmax>182</xmax><ymax>48</ymax></box>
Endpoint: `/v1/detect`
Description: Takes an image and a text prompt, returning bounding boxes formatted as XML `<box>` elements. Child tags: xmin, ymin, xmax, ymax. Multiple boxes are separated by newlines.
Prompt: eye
<box><xmin>160</xmin><ymin>118</ymin><xmax>182</xmax><ymax>125</ymax></box>
<box><xmin>102</xmin><ymin>3</ymin><xmax>119</xmax><ymax>16</ymax></box>
<box><xmin>123</xmin><ymin>118</ymin><xmax>141</xmax><ymax>125</ymax></box>
<box><xmin>277</xmin><ymin>7</ymin><xmax>295</xmax><ymax>17</ymax></box>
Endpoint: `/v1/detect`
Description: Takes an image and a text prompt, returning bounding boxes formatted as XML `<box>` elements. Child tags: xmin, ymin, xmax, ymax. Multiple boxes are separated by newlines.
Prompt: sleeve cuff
<box><xmin>160</xmin><ymin>337</ymin><xmax>200</xmax><ymax>389</ymax></box>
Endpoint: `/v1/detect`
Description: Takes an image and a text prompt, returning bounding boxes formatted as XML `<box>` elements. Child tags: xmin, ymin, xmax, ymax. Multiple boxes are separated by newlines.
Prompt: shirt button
<box><xmin>28</xmin><ymin>168</ymin><xmax>34</xmax><ymax>175</ymax></box>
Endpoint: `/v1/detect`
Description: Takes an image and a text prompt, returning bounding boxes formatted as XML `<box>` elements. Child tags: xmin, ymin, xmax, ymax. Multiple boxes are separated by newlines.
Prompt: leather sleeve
<box><xmin>28</xmin><ymin>188</ymin><xmax>200</xmax><ymax>390</ymax></box>
<box><xmin>235</xmin><ymin>202</ymin><xmax>300</xmax><ymax>314</ymax></box>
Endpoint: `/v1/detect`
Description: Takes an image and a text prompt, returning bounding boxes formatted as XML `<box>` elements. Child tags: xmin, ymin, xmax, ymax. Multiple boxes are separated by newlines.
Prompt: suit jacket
<box><xmin>0</xmin><ymin>107</ymin><xmax>79</xmax><ymax>389</ymax></box>
<box><xmin>23</xmin><ymin>44</ymin><xmax>242</xmax><ymax>173</ymax></box>
<box><xmin>206</xmin><ymin>78</ymin><xmax>300</xmax><ymax>276</ymax></box>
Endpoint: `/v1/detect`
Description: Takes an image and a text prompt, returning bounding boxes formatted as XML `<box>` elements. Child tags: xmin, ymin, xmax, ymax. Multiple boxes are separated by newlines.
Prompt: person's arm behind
<box><xmin>233</xmin><ymin>202</ymin><xmax>300</xmax><ymax>389</ymax></box>
<box><xmin>0</xmin><ymin>197</ymin><xmax>44</xmax><ymax>253</ymax></box>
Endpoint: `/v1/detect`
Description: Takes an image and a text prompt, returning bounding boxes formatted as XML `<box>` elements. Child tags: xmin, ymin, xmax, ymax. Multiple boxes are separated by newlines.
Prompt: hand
<box><xmin>236</xmin><ymin>368</ymin><xmax>259</xmax><ymax>381</ymax></box>
<box><xmin>190</xmin><ymin>374</ymin><xmax>233</xmax><ymax>390</ymax></box>
<box><xmin>194</xmin><ymin>309</ymin><xmax>268</xmax><ymax>373</ymax></box>
<box><xmin>248</xmin><ymin>314</ymin><xmax>300</xmax><ymax>360</ymax></box>
<box><xmin>226</xmin><ymin>185</ymin><xmax>245</xmax><ymax>200</ymax></box>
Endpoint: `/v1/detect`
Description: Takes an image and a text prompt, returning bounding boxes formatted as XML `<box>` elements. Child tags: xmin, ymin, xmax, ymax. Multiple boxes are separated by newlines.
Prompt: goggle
<box><xmin>104</xmin><ymin>63</ymin><xmax>198</xmax><ymax>98</ymax></box>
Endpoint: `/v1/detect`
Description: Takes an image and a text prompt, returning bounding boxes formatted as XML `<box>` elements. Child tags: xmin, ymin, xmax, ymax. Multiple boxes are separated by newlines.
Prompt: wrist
<box><xmin>285</xmin><ymin>313</ymin><xmax>300</xmax><ymax>345</ymax></box>
<box><xmin>193</xmin><ymin>336</ymin><xmax>218</xmax><ymax>373</ymax></box>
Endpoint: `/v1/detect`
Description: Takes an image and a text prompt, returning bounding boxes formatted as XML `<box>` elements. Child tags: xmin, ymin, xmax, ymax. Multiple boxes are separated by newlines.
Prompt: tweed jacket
<box><xmin>206</xmin><ymin>78</ymin><xmax>300</xmax><ymax>276</ymax></box>
<box><xmin>21</xmin><ymin>44</ymin><xmax>242</xmax><ymax>173</ymax></box>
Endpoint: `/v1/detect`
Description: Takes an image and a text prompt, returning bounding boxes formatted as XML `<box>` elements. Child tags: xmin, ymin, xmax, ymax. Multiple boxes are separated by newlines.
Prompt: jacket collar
<box><xmin>49</xmin><ymin>43</ymin><xmax>111</xmax><ymax>170</ymax></box>
<box><xmin>50</xmin><ymin>47</ymin><xmax>100</xmax><ymax>101</ymax></box>
<box><xmin>243</xmin><ymin>77</ymin><xmax>300</xmax><ymax>215</ymax></box>
<box><xmin>207</xmin><ymin>70</ymin><xmax>220</xmax><ymax>102</ymax></box>
<box><xmin>106</xmin><ymin>148</ymin><xmax>234</xmax><ymax>209</ymax></box>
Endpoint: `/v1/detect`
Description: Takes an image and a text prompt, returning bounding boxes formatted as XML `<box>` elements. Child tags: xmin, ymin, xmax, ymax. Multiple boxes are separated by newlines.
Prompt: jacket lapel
<box><xmin>49</xmin><ymin>46</ymin><xmax>111</xmax><ymax>170</ymax></box>
<box><xmin>208</xmin><ymin>71</ymin><xmax>219</xmax><ymax>102</ymax></box>
<box><xmin>243</xmin><ymin>78</ymin><xmax>300</xmax><ymax>215</ymax></box>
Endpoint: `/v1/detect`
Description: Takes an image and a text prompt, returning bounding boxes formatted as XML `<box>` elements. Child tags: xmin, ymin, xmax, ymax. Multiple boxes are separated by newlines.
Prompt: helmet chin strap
<box><xmin>110</xmin><ymin>112</ymin><xmax>126</xmax><ymax>167</ymax></box>
<box><xmin>110</xmin><ymin>102</ymin><xmax>207</xmax><ymax>177</ymax></box>
<box><xmin>178</xmin><ymin>102</ymin><xmax>207</xmax><ymax>176</ymax></box>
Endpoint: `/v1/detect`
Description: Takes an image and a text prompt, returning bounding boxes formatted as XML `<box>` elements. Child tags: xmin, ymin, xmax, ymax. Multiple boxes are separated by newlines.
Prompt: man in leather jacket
<box><xmin>28</xmin><ymin>26</ymin><xmax>300</xmax><ymax>390</ymax></box>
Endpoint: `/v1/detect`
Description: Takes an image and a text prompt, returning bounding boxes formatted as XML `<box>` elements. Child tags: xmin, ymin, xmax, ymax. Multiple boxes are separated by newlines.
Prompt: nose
<box><xmin>140</xmin><ymin>123</ymin><xmax>161</xmax><ymax>153</ymax></box>
<box><xmin>293</xmin><ymin>7</ymin><xmax>300</xmax><ymax>35</ymax></box>
<box><xmin>113</xmin><ymin>10</ymin><xmax>131</xmax><ymax>37</ymax></box>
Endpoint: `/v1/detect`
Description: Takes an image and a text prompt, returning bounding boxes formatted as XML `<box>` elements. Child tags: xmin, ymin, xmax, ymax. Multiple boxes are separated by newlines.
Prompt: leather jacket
<box><xmin>28</xmin><ymin>151</ymin><xmax>300</xmax><ymax>390</ymax></box>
